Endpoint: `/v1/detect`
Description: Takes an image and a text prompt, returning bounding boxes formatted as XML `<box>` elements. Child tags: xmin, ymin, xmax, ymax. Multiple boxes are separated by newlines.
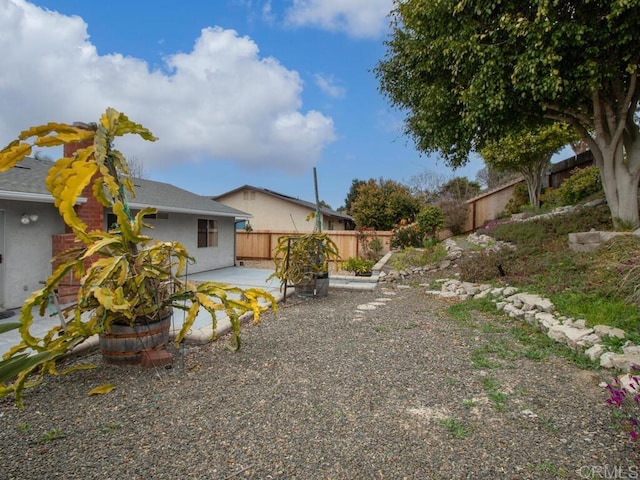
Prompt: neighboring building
<box><xmin>0</xmin><ymin>156</ymin><xmax>250</xmax><ymax>308</ymax></box>
<box><xmin>213</xmin><ymin>185</ymin><xmax>354</xmax><ymax>232</ymax></box>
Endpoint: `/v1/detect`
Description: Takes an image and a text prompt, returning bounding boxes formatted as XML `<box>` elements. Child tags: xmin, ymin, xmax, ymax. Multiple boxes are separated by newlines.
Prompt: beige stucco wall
<box><xmin>218</xmin><ymin>190</ymin><xmax>348</xmax><ymax>231</ymax></box>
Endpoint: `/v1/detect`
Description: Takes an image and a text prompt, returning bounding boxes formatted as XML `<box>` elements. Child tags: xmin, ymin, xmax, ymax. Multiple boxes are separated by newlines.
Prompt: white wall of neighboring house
<box><xmin>0</xmin><ymin>201</ymin><xmax>64</xmax><ymax>309</ymax></box>
<box><xmin>142</xmin><ymin>213</ymin><xmax>237</xmax><ymax>272</ymax></box>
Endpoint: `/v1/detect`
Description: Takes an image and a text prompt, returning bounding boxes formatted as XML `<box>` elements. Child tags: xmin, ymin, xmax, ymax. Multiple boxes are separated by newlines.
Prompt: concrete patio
<box><xmin>0</xmin><ymin>266</ymin><xmax>380</xmax><ymax>358</ymax></box>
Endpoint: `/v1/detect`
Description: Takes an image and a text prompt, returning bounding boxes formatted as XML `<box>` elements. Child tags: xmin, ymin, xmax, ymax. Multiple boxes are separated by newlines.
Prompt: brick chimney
<box><xmin>52</xmin><ymin>124</ymin><xmax>104</xmax><ymax>302</ymax></box>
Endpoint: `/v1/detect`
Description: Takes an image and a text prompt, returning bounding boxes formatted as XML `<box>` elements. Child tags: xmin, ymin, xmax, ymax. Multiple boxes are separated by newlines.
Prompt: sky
<box><xmin>0</xmin><ymin>0</ymin><xmax>487</xmax><ymax>210</ymax></box>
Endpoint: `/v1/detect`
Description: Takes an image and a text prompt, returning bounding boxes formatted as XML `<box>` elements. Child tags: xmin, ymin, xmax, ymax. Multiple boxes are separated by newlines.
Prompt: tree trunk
<box><xmin>521</xmin><ymin>157</ymin><xmax>549</xmax><ymax>209</ymax></box>
<box><xmin>597</xmin><ymin>141</ymin><xmax>640</xmax><ymax>230</ymax></box>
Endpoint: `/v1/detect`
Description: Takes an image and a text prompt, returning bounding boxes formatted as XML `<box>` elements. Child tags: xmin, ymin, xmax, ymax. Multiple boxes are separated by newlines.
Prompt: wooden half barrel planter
<box><xmin>99</xmin><ymin>312</ymin><xmax>172</xmax><ymax>365</ymax></box>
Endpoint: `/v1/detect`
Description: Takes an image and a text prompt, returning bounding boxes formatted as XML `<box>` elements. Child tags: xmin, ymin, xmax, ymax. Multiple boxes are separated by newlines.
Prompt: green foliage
<box><xmin>40</xmin><ymin>428</ymin><xmax>66</xmax><ymax>442</ymax></box>
<box><xmin>439</xmin><ymin>417</ymin><xmax>468</xmax><ymax>438</ymax></box>
<box><xmin>504</xmin><ymin>182</ymin><xmax>528</xmax><ymax>215</ymax></box>
<box><xmin>415</xmin><ymin>205</ymin><xmax>444</xmax><ymax>239</ymax></box>
<box><xmin>391</xmin><ymin>205</ymin><xmax>444</xmax><ymax>248</ymax></box>
<box><xmin>343</xmin><ymin>178</ymin><xmax>367</xmax><ymax>214</ymax></box>
<box><xmin>342</xmin><ymin>257</ymin><xmax>375</xmax><ymax>275</ymax></box>
<box><xmin>457</xmin><ymin>204</ymin><xmax>640</xmax><ymax>334</ymax></box>
<box><xmin>375</xmin><ymin>0</ymin><xmax>640</xmax><ymax>227</ymax></box>
<box><xmin>355</xmin><ymin>227</ymin><xmax>383</xmax><ymax>261</ymax></box>
<box><xmin>269</xmin><ymin>232</ymin><xmax>341</xmax><ymax>288</ymax></box>
<box><xmin>349</xmin><ymin>178</ymin><xmax>420</xmax><ymax>230</ymax></box>
<box><xmin>388</xmin><ymin>244</ymin><xmax>447</xmax><ymax>271</ymax></box>
<box><xmin>544</xmin><ymin>166</ymin><xmax>602</xmax><ymax>207</ymax></box>
<box><xmin>480</xmin><ymin>123</ymin><xmax>578</xmax><ymax>207</ymax></box>
<box><xmin>390</xmin><ymin>220</ymin><xmax>422</xmax><ymax>249</ymax></box>
<box><xmin>0</xmin><ymin>108</ymin><xmax>276</xmax><ymax>407</ymax></box>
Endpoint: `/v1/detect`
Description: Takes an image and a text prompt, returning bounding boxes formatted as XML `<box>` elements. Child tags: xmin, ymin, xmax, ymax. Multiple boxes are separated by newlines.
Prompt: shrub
<box><xmin>355</xmin><ymin>227</ymin><xmax>383</xmax><ymax>261</ymax></box>
<box><xmin>545</xmin><ymin>166</ymin><xmax>602</xmax><ymax>207</ymax></box>
<box><xmin>438</xmin><ymin>199</ymin><xmax>468</xmax><ymax>235</ymax></box>
<box><xmin>504</xmin><ymin>182</ymin><xmax>529</xmax><ymax>214</ymax></box>
<box><xmin>391</xmin><ymin>219</ymin><xmax>423</xmax><ymax>249</ymax></box>
<box><xmin>416</xmin><ymin>205</ymin><xmax>445</xmax><ymax>238</ymax></box>
<box><xmin>388</xmin><ymin>244</ymin><xmax>447</xmax><ymax>270</ymax></box>
<box><xmin>342</xmin><ymin>257</ymin><xmax>375</xmax><ymax>275</ymax></box>
<box><xmin>457</xmin><ymin>248</ymin><xmax>519</xmax><ymax>283</ymax></box>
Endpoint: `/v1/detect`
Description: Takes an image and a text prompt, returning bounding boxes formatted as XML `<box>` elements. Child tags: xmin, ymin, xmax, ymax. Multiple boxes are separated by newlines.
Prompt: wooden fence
<box><xmin>236</xmin><ymin>230</ymin><xmax>394</xmax><ymax>261</ymax></box>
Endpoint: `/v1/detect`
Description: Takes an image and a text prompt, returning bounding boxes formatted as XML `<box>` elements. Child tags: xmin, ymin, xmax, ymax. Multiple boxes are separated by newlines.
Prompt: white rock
<box><xmin>593</xmin><ymin>325</ymin><xmax>626</xmax><ymax>339</ymax></box>
<box><xmin>609</xmin><ymin>354</ymin><xmax>640</xmax><ymax>372</ymax></box>
<box><xmin>524</xmin><ymin>311</ymin><xmax>537</xmax><ymax>325</ymax></box>
<box><xmin>578</xmin><ymin>333</ymin><xmax>601</xmax><ymax>347</ymax></box>
<box><xmin>618</xmin><ymin>374</ymin><xmax>640</xmax><ymax>393</ymax></box>
<box><xmin>600</xmin><ymin>352</ymin><xmax>616</xmax><ymax>369</ymax></box>
<box><xmin>623</xmin><ymin>344</ymin><xmax>640</xmax><ymax>355</ymax></box>
<box><xmin>425</xmin><ymin>290</ymin><xmax>442</xmax><ymax>296</ymax></box>
<box><xmin>535</xmin><ymin>312</ymin><xmax>559</xmax><ymax>329</ymax></box>
<box><xmin>547</xmin><ymin>325</ymin><xmax>594</xmax><ymax>349</ymax></box>
<box><xmin>440</xmin><ymin>291</ymin><xmax>458</xmax><ymax>298</ymax></box>
<box><xmin>585</xmin><ymin>344</ymin><xmax>606</xmax><ymax>361</ymax></box>
<box><xmin>357</xmin><ymin>304</ymin><xmax>377</xmax><ymax>310</ymax></box>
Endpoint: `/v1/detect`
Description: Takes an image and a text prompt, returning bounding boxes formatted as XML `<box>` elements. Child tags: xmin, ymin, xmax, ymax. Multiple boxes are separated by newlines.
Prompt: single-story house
<box><xmin>213</xmin><ymin>185</ymin><xmax>354</xmax><ymax>232</ymax></box>
<box><xmin>0</xmin><ymin>156</ymin><xmax>250</xmax><ymax>308</ymax></box>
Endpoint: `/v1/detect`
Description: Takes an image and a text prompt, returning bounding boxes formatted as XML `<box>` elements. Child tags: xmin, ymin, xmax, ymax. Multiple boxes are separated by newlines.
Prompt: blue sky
<box><xmin>0</xmin><ymin>0</ymin><xmax>486</xmax><ymax>210</ymax></box>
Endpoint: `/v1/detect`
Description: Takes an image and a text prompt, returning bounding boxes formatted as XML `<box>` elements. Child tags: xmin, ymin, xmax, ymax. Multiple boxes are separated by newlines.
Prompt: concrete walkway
<box><xmin>0</xmin><ymin>266</ymin><xmax>380</xmax><ymax>358</ymax></box>
<box><xmin>0</xmin><ymin>267</ymin><xmax>281</xmax><ymax>358</ymax></box>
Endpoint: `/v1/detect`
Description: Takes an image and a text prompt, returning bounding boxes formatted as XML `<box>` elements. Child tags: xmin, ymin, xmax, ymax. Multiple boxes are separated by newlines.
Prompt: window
<box><xmin>198</xmin><ymin>219</ymin><xmax>218</xmax><ymax>248</ymax></box>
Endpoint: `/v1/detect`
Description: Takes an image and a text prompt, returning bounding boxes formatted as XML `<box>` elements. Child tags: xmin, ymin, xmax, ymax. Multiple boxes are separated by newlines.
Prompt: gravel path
<box><xmin>0</xmin><ymin>284</ymin><xmax>635</xmax><ymax>479</ymax></box>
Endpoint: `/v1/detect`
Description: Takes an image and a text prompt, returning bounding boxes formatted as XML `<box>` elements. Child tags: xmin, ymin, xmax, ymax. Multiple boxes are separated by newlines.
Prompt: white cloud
<box><xmin>313</xmin><ymin>74</ymin><xmax>346</xmax><ymax>99</ymax></box>
<box><xmin>0</xmin><ymin>0</ymin><xmax>336</xmax><ymax>174</ymax></box>
<box><xmin>284</xmin><ymin>0</ymin><xmax>393</xmax><ymax>38</ymax></box>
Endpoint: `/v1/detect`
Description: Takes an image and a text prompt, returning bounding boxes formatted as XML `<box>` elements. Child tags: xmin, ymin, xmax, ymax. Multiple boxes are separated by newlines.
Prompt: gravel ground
<box><xmin>0</xmin><ymin>283</ymin><xmax>636</xmax><ymax>479</ymax></box>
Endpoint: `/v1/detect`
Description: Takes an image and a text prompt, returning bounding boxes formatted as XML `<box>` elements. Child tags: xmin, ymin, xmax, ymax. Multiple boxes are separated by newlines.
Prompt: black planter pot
<box><xmin>295</xmin><ymin>272</ymin><xmax>329</xmax><ymax>297</ymax></box>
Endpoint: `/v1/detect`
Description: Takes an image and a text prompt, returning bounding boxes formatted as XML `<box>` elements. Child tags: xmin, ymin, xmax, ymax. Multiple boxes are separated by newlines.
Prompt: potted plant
<box><xmin>269</xmin><ymin>232</ymin><xmax>340</xmax><ymax>297</ymax></box>
<box><xmin>342</xmin><ymin>256</ymin><xmax>375</xmax><ymax>276</ymax></box>
<box><xmin>0</xmin><ymin>108</ymin><xmax>276</xmax><ymax>406</ymax></box>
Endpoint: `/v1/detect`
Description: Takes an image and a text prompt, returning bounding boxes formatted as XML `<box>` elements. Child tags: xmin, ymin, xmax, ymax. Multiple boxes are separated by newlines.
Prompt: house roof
<box><xmin>0</xmin><ymin>157</ymin><xmax>250</xmax><ymax>219</ymax></box>
<box><xmin>0</xmin><ymin>157</ymin><xmax>62</xmax><ymax>203</ymax></box>
<box><xmin>213</xmin><ymin>184</ymin><xmax>353</xmax><ymax>221</ymax></box>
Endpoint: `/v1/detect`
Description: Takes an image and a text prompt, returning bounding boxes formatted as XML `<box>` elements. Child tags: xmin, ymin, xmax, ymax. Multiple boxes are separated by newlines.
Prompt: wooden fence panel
<box><xmin>236</xmin><ymin>230</ymin><xmax>393</xmax><ymax>261</ymax></box>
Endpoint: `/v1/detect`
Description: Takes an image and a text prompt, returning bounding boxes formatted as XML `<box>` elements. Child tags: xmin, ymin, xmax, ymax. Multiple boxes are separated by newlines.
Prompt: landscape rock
<box><xmin>535</xmin><ymin>312</ymin><xmax>559</xmax><ymax>329</ymax></box>
<box><xmin>585</xmin><ymin>344</ymin><xmax>606</xmax><ymax>362</ymax></box>
<box><xmin>622</xmin><ymin>344</ymin><xmax>640</xmax><ymax>355</ymax></box>
<box><xmin>547</xmin><ymin>325</ymin><xmax>595</xmax><ymax>350</ymax></box>
<box><xmin>608</xmin><ymin>354</ymin><xmax>640</xmax><ymax>372</ymax></box>
<box><xmin>506</xmin><ymin>293</ymin><xmax>554</xmax><ymax>313</ymax></box>
<box><xmin>593</xmin><ymin>325</ymin><xmax>626</xmax><ymax>340</ymax></box>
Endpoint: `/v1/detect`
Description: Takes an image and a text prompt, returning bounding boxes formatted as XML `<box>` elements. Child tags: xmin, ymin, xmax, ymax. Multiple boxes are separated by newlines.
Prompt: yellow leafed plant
<box><xmin>0</xmin><ymin>108</ymin><xmax>276</xmax><ymax>407</ymax></box>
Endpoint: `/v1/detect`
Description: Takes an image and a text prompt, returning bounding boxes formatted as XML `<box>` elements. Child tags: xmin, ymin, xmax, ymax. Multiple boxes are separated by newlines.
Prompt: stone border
<box><xmin>425</xmin><ymin>278</ymin><xmax>639</xmax><ymax>390</ymax></box>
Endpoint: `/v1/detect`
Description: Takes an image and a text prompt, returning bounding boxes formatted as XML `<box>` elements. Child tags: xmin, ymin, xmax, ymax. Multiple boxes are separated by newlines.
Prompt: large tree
<box><xmin>343</xmin><ymin>178</ymin><xmax>367</xmax><ymax>214</ymax></box>
<box><xmin>480</xmin><ymin>123</ymin><xmax>577</xmax><ymax>208</ymax></box>
<box><xmin>376</xmin><ymin>0</ymin><xmax>640</xmax><ymax>228</ymax></box>
<box><xmin>349</xmin><ymin>178</ymin><xmax>420</xmax><ymax>230</ymax></box>
<box><xmin>436</xmin><ymin>177</ymin><xmax>482</xmax><ymax>202</ymax></box>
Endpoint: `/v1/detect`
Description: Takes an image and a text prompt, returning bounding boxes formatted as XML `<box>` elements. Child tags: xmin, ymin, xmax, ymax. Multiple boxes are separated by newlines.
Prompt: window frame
<box><xmin>197</xmin><ymin>218</ymin><xmax>218</xmax><ymax>248</ymax></box>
